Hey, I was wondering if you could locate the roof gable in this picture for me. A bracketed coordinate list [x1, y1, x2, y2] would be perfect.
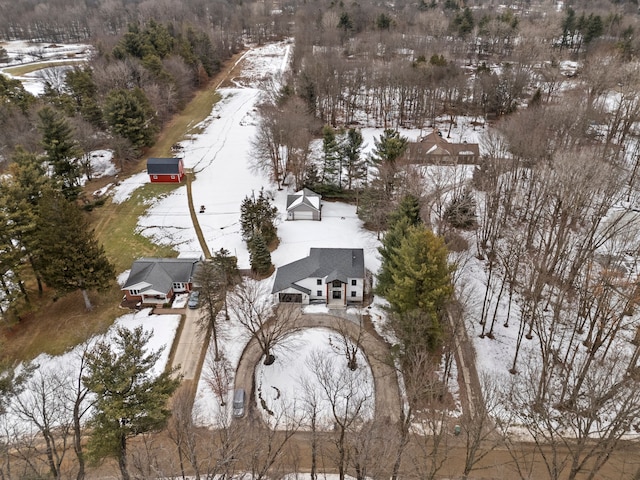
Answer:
[411, 131, 480, 162]
[286, 188, 321, 212]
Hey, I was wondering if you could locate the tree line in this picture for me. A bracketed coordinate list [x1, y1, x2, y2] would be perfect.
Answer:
[1, 19, 241, 167]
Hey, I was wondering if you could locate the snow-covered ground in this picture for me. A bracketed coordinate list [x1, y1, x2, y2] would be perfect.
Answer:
[0, 40, 91, 95]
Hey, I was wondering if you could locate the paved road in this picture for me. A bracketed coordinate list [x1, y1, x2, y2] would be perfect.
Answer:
[171, 306, 206, 381]
[235, 310, 402, 423]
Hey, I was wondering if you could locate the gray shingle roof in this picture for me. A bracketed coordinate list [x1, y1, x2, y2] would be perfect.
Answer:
[271, 248, 364, 294]
[147, 158, 182, 174]
[122, 258, 200, 294]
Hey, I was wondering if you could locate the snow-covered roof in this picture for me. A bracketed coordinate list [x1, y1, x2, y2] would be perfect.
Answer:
[286, 188, 321, 212]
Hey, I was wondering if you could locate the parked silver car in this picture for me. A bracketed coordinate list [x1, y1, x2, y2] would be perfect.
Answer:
[187, 291, 200, 309]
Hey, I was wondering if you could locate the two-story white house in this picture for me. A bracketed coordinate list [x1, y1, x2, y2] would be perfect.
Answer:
[271, 248, 365, 306]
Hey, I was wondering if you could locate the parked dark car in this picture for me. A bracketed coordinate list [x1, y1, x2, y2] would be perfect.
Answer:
[187, 291, 200, 309]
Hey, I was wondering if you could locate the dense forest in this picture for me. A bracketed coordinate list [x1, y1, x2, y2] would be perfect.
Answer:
[2, 0, 640, 478]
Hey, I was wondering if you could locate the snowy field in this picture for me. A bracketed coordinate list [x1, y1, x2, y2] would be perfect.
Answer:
[0, 40, 91, 95]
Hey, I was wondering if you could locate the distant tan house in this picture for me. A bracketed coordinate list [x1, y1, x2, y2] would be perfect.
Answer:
[407, 130, 480, 164]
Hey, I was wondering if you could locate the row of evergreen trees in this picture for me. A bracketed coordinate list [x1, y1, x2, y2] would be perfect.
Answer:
[0, 147, 115, 315]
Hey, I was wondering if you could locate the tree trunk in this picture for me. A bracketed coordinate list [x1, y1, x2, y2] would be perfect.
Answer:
[212, 324, 220, 362]
[81, 289, 93, 311]
[73, 400, 85, 480]
[118, 433, 130, 480]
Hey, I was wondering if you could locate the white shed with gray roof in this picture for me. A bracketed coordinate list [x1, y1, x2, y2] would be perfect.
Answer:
[271, 248, 364, 305]
[286, 188, 321, 221]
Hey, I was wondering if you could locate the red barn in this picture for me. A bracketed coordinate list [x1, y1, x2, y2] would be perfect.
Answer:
[147, 157, 184, 183]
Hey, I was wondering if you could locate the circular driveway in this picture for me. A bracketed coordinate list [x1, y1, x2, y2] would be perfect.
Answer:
[234, 311, 401, 423]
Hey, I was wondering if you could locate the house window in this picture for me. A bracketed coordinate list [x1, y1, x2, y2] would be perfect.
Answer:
[332, 291, 342, 299]
[171, 175, 175, 180]
[173, 282, 185, 290]
[316, 290, 322, 296]
[129, 289, 140, 296]
[351, 279, 357, 286]
[316, 279, 322, 285]
[351, 291, 357, 297]
[332, 280, 342, 288]
[152, 175, 158, 179]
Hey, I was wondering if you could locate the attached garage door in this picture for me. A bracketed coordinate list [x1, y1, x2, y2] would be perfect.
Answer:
[293, 210, 314, 220]
[279, 293, 302, 303]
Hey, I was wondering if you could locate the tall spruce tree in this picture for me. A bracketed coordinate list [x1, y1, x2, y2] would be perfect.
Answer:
[249, 233, 273, 276]
[34, 189, 115, 310]
[38, 106, 82, 200]
[377, 195, 422, 296]
[321, 124, 341, 186]
[370, 129, 408, 196]
[0, 147, 51, 295]
[341, 128, 366, 190]
[385, 224, 453, 316]
[83, 325, 180, 480]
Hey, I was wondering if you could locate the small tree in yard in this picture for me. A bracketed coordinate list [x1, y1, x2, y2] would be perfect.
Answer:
[194, 259, 226, 361]
[240, 188, 278, 246]
[229, 281, 301, 365]
[83, 326, 180, 480]
[444, 188, 477, 230]
[249, 234, 273, 276]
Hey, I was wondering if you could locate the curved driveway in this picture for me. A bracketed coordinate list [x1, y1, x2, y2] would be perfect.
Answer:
[235, 311, 401, 423]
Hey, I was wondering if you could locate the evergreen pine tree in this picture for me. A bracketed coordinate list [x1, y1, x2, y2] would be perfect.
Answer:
[83, 325, 180, 480]
[249, 234, 273, 276]
[370, 129, 408, 196]
[385, 224, 454, 316]
[65, 67, 103, 126]
[240, 189, 278, 245]
[0, 147, 51, 295]
[104, 88, 156, 151]
[341, 128, 366, 190]
[370, 129, 408, 166]
[377, 195, 422, 296]
[321, 124, 341, 186]
[38, 106, 82, 200]
[34, 189, 115, 310]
